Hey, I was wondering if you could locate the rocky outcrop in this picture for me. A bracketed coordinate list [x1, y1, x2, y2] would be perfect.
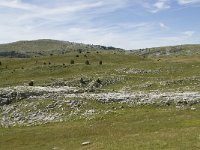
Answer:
[1, 85, 200, 127]
[0, 86, 79, 106]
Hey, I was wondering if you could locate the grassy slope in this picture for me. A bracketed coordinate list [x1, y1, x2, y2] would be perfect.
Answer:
[1, 52, 200, 91]
[1, 105, 200, 150]
[1, 45, 200, 149]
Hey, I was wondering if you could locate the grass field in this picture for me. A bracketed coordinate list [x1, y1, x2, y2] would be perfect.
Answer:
[1, 51, 200, 91]
[1, 105, 200, 150]
[1, 48, 200, 149]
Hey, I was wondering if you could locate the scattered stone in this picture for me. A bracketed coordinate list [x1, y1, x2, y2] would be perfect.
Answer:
[1, 84, 200, 127]
[81, 141, 91, 146]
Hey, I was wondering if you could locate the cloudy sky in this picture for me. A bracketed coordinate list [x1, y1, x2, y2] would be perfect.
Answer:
[0, 0, 199, 49]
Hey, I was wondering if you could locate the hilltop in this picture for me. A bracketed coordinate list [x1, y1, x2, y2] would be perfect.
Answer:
[0, 39, 124, 57]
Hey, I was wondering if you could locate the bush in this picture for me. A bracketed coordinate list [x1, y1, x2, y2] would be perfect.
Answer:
[70, 60, 75, 64]
[29, 81, 34, 86]
[99, 60, 102, 65]
[80, 78, 85, 84]
[0, 61, 1, 66]
[85, 60, 90, 65]
[96, 78, 101, 84]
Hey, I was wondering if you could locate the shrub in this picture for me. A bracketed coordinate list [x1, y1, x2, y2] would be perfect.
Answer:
[85, 60, 90, 65]
[76, 55, 79, 57]
[29, 81, 34, 86]
[96, 78, 101, 84]
[70, 60, 75, 64]
[0, 61, 1, 66]
[80, 78, 85, 84]
[99, 60, 102, 65]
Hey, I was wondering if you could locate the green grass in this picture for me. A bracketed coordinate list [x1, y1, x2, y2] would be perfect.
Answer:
[1, 50, 200, 149]
[1, 105, 200, 150]
[1, 52, 200, 92]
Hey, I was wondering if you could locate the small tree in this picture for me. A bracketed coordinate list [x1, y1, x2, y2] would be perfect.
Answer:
[80, 78, 85, 84]
[85, 60, 90, 65]
[29, 80, 34, 86]
[99, 60, 102, 65]
[96, 78, 101, 84]
[70, 60, 75, 64]
[0, 61, 1, 66]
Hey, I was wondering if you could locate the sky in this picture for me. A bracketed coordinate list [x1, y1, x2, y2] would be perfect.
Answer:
[0, 0, 200, 49]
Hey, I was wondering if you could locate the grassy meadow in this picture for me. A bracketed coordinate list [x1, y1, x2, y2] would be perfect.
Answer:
[0, 51, 200, 91]
[1, 105, 200, 150]
[1, 48, 200, 149]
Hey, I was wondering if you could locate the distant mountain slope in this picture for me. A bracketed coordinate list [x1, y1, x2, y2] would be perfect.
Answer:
[0, 39, 124, 57]
[130, 44, 200, 56]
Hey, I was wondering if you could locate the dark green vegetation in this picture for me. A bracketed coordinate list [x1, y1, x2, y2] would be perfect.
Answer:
[1, 40, 200, 149]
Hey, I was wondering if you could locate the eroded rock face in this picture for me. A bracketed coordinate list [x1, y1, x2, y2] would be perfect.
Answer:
[1, 86, 200, 107]
[0, 86, 79, 106]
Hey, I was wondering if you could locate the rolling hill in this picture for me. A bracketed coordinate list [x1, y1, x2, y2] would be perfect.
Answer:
[130, 44, 200, 57]
[0, 39, 124, 57]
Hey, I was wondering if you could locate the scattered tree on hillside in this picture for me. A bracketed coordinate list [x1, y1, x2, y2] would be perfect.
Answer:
[85, 60, 90, 65]
[70, 60, 75, 64]
[29, 80, 34, 86]
[99, 60, 102, 65]
[80, 78, 85, 84]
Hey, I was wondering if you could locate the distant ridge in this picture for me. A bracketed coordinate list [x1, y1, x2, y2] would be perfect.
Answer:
[0, 39, 124, 57]
[130, 44, 200, 56]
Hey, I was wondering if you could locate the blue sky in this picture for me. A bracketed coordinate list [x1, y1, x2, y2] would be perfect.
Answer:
[0, 0, 200, 49]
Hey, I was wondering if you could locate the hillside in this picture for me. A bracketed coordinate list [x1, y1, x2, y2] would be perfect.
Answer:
[1, 41, 200, 149]
[130, 44, 200, 57]
[0, 39, 124, 57]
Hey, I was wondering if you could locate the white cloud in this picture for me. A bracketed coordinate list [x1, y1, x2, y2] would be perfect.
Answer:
[0, 0, 199, 49]
[0, 0, 37, 10]
[151, 0, 171, 13]
[159, 22, 169, 29]
[139, 0, 171, 13]
[182, 31, 195, 37]
[177, 0, 200, 4]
